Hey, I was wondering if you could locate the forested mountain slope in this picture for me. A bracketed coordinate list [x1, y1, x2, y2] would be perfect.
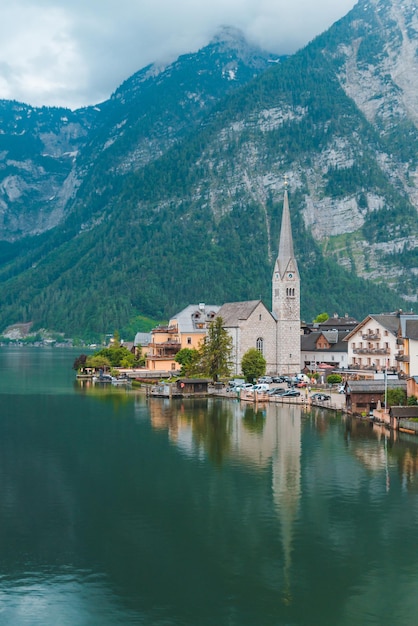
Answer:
[0, 0, 416, 340]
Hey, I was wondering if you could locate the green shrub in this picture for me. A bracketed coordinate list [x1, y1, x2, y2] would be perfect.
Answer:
[327, 374, 342, 384]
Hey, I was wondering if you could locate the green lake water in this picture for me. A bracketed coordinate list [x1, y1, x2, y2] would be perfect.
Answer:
[0, 347, 418, 625]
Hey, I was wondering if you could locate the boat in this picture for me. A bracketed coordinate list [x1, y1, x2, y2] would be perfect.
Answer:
[111, 376, 132, 386]
[92, 374, 113, 384]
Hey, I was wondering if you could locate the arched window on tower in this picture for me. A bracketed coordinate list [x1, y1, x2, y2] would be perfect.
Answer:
[256, 337, 264, 355]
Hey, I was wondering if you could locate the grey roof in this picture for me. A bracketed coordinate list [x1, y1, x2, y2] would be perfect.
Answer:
[301, 330, 349, 352]
[323, 330, 338, 344]
[171, 304, 221, 333]
[404, 319, 418, 341]
[389, 406, 418, 419]
[370, 314, 400, 335]
[345, 313, 400, 341]
[134, 332, 151, 346]
[217, 300, 271, 327]
[317, 316, 358, 330]
[399, 314, 418, 336]
[347, 380, 406, 393]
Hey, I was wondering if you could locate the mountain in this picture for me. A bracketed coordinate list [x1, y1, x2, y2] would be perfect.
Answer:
[0, 1, 417, 340]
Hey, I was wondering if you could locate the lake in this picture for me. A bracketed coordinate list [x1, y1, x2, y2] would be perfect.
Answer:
[0, 347, 418, 625]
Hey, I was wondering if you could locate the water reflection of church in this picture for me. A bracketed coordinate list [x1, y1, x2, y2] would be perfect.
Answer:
[146, 396, 302, 601]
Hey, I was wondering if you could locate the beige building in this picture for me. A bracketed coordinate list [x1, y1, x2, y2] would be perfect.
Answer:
[146, 303, 220, 372]
[397, 317, 418, 377]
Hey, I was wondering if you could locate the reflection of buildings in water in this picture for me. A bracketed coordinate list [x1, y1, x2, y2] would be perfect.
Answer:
[145, 397, 216, 458]
[230, 402, 301, 604]
[400, 448, 418, 490]
[146, 397, 302, 600]
[271, 403, 301, 605]
[345, 419, 397, 488]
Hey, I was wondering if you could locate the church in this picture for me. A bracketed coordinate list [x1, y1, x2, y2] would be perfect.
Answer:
[143, 187, 301, 377]
[217, 187, 301, 376]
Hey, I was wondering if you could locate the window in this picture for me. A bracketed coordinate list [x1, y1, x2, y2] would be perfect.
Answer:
[256, 337, 264, 354]
[171, 363, 176, 370]
[259, 314, 262, 321]
[187, 337, 192, 345]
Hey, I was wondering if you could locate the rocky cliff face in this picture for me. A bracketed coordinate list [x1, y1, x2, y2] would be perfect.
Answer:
[0, 3, 416, 336]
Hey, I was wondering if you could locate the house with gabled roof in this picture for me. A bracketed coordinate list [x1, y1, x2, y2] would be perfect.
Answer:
[344, 312, 418, 375]
[301, 329, 348, 371]
[344, 313, 402, 372]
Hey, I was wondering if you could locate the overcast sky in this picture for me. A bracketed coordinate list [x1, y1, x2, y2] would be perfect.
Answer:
[0, 0, 357, 111]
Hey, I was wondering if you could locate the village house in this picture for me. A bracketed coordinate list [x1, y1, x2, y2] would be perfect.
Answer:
[301, 328, 349, 371]
[345, 313, 402, 373]
[145, 304, 220, 373]
[345, 379, 407, 415]
[397, 317, 418, 378]
[344, 311, 418, 376]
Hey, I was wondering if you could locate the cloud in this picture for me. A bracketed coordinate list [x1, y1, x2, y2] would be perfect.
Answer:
[0, 0, 356, 110]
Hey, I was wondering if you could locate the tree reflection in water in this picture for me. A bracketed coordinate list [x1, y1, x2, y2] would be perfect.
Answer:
[185, 400, 234, 465]
[242, 404, 266, 434]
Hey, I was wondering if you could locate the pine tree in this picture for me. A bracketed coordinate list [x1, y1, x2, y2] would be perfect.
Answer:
[199, 317, 233, 382]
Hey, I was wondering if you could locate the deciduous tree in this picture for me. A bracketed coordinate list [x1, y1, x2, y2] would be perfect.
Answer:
[241, 348, 266, 383]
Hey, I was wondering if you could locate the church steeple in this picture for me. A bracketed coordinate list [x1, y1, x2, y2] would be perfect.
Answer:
[276, 188, 299, 280]
[272, 184, 301, 375]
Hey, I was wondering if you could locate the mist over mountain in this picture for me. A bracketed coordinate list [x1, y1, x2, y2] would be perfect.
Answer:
[0, 1, 417, 340]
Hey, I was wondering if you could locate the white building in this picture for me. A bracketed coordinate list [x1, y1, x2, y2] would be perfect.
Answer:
[344, 312, 418, 374]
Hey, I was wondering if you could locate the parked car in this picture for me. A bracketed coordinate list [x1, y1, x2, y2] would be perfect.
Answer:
[258, 376, 273, 384]
[296, 381, 307, 388]
[311, 393, 331, 401]
[281, 389, 301, 397]
[272, 376, 285, 383]
[268, 387, 288, 396]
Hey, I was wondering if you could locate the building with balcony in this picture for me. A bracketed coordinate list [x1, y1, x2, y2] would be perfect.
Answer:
[146, 303, 220, 372]
[345, 312, 418, 374]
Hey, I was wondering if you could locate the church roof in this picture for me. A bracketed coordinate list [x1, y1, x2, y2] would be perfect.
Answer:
[217, 300, 270, 327]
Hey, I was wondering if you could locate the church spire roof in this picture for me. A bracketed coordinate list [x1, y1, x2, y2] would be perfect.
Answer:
[277, 188, 298, 277]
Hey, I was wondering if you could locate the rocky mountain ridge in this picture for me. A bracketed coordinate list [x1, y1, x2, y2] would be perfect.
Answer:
[0, 0, 416, 338]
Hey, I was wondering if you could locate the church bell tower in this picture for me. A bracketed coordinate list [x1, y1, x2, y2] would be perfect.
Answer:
[272, 184, 301, 375]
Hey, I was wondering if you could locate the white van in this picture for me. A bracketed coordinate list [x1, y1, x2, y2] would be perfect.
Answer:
[252, 383, 270, 393]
